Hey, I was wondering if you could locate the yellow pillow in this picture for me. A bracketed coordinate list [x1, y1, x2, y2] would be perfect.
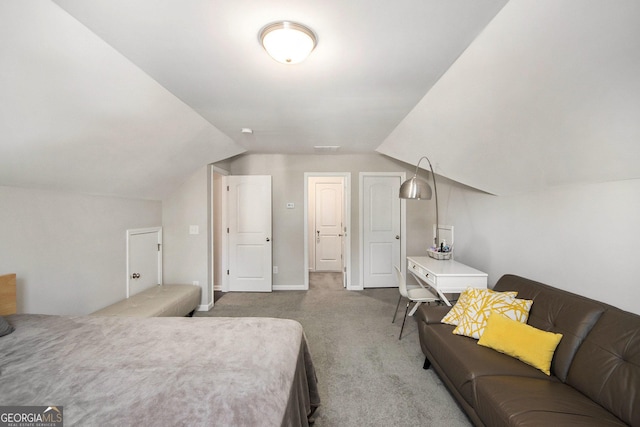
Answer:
[441, 287, 475, 326]
[453, 292, 532, 339]
[441, 288, 517, 326]
[478, 311, 563, 375]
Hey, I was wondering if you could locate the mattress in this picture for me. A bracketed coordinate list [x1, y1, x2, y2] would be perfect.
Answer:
[0, 314, 320, 426]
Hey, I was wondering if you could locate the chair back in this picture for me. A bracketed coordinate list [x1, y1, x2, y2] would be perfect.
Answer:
[394, 266, 408, 298]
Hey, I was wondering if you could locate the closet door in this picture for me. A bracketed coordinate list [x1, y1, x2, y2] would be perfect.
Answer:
[227, 175, 272, 292]
[127, 227, 162, 297]
[362, 175, 401, 288]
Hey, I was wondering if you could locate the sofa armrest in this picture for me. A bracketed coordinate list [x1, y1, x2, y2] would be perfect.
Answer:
[415, 304, 451, 324]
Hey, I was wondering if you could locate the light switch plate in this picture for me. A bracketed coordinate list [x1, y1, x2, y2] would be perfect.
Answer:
[286, 203, 294, 209]
[189, 225, 199, 235]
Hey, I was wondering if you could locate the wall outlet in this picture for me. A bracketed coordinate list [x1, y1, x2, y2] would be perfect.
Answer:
[273, 266, 278, 274]
[192, 281, 199, 286]
[189, 225, 199, 235]
[286, 203, 294, 209]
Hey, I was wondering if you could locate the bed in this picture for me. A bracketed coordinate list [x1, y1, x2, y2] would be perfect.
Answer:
[0, 274, 320, 426]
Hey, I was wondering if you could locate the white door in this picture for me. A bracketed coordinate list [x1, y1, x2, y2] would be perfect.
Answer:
[127, 227, 162, 297]
[314, 181, 344, 272]
[362, 175, 401, 288]
[227, 175, 272, 292]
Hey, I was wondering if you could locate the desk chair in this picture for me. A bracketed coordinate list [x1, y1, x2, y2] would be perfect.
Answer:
[392, 266, 438, 340]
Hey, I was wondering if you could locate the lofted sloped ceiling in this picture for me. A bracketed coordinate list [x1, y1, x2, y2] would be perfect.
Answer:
[1, 0, 508, 200]
[3, 1, 636, 199]
[378, 0, 640, 195]
[0, 0, 245, 200]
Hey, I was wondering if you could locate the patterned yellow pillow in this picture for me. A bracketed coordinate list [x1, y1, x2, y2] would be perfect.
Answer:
[441, 287, 476, 326]
[453, 292, 533, 339]
[442, 288, 517, 326]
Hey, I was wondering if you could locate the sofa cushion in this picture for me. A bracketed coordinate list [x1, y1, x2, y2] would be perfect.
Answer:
[475, 375, 627, 426]
[419, 321, 554, 407]
[566, 308, 640, 427]
[494, 274, 605, 381]
[415, 304, 450, 325]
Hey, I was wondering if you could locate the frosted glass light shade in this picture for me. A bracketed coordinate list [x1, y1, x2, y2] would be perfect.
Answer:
[260, 21, 317, 64]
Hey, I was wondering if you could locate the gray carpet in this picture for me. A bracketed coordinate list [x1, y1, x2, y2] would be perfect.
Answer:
[197, 273, 471, 427]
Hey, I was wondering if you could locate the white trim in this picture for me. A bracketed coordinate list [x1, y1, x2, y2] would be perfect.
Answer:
[358, 172, 406, 289]
[221, 175, 229, 292]
[215, 171, 231, 292]
[208, 166, 213, 309]
[304, 172, 352, 290]
[211, 165, 229, 176]
[126, 227, 162, 298]
[273, 285, 306, 291]
[208, 165, 230, 308]
[197, 301, 214, 312]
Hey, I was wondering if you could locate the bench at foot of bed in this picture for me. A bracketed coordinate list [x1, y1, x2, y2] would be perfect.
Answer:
[91, 284, 201, 317]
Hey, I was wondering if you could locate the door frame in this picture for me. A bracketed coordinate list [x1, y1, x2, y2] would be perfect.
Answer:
[209, 164, 229, 304]
[304, 172, 352, 290]
[358, 172, 406, 289]
[126, 227, 162, 298]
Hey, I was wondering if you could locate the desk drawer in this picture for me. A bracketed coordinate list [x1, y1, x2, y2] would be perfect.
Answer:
[408, 262, 436, 287]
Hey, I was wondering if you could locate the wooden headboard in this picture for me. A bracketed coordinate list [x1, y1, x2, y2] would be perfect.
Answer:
[0, 274, 17, 315]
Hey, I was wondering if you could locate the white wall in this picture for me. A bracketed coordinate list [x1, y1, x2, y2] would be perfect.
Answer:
[222, 153, 426, 288]
[0, 185, 161, 315]
[423, 177, 640, 315]
[162, 165, 211, 308]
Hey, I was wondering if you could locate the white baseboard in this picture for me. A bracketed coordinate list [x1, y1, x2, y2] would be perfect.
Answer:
[272, 284, 307, 291]
[197, 301, 213, 312]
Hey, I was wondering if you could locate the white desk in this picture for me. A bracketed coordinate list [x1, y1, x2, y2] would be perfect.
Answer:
[407, 256, 488, 308]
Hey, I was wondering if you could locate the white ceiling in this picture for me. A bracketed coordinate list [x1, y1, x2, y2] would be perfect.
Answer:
[1, 0, 638, 199]
[51, 0, 507, 154]
[0, 0, 507, 199]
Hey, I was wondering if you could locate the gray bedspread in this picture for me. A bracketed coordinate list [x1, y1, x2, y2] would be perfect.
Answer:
[0, 315, 320, 426]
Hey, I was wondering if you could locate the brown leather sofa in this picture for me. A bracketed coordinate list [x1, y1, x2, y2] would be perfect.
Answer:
[416, 274, 640, 426]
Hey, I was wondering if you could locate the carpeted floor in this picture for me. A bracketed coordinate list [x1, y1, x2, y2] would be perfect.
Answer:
[197, 273, 470, 427]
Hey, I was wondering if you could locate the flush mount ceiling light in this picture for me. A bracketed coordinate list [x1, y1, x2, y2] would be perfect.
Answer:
[259, 21, 317, 64]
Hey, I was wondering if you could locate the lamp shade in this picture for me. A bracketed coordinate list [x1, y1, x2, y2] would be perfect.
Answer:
[260, 21, 317, 64]
[399, 176, 432, 200]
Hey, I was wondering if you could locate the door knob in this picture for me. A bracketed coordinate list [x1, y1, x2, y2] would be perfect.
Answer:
[131, 273, 140, 279]
[266, 237, 270, 242]
[395, 235, 400, 239]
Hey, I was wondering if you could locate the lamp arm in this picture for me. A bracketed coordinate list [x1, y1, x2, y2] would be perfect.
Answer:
[416, 156, 440, 247]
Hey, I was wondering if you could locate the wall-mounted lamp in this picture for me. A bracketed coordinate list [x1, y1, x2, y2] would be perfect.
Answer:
[399, 156, 441, 249]
[259, 21, 317, 64]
